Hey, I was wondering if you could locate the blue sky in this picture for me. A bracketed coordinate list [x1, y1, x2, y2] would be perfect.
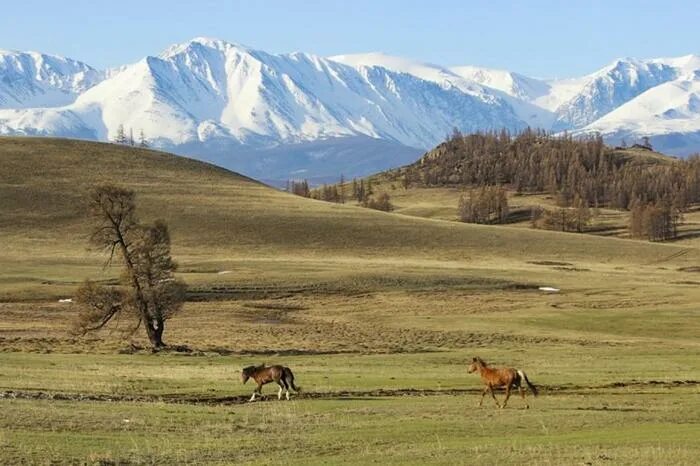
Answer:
[1, 0, 698, 78]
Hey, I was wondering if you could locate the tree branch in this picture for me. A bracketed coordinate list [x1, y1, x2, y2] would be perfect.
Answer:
[79, 303, 121, 334]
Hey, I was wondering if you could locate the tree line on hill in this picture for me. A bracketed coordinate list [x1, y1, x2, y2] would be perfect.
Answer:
[398, 128, 699, 209]
[287, 129, 700, 240]
[287, 177, 393, 212]
[385, 129, 699, 240]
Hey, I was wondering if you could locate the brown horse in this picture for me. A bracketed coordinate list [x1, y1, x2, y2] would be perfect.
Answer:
[467, 357, 538, 408]
[241, 364, 300, 401]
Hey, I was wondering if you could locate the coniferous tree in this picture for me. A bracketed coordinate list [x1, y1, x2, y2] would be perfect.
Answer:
[138, 129, 149, 148]
[290, 180, 310, 198]
[114, 124, 127, 144]
[628, 199, 645, 238]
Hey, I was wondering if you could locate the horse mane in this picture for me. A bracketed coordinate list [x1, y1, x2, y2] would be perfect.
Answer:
[474, 357, 487, 366]
[242, 363, 267, 374]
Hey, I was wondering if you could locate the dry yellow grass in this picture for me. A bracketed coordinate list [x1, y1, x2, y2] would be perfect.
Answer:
[2, 137, 700, 464]
[3, 137, 699, 299]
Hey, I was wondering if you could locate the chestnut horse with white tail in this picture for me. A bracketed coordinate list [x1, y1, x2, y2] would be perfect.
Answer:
[241, 364, 300, 401]
[467, 357, 538, 408]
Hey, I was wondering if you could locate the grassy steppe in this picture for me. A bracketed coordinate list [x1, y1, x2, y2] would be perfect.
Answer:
[1, 137, 699, 465]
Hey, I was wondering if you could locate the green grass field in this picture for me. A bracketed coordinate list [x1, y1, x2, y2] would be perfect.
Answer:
[1, 138, 699, 464]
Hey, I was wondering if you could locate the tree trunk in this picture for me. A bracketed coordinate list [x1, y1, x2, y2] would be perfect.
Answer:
[145, 318, 165, 350]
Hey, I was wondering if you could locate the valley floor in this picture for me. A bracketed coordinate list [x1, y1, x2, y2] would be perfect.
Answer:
[1, 256, 699, 465]
[367, 181, 700, 244]
[2, 139, 699, 464]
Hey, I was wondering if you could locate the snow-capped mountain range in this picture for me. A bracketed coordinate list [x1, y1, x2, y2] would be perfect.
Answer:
[1, 37, 699, 182]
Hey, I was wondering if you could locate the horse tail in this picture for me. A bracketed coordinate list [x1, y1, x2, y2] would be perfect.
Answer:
[284, 367, 301, 392]
[518, 370, 538, 397]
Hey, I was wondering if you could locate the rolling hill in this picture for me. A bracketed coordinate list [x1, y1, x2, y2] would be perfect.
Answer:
[322, 132, 693, 241]
[2, 137, 698, 300]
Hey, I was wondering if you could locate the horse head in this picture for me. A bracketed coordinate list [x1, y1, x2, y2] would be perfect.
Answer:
[468, 357, 486, 373]
[241, 365, 255, 384]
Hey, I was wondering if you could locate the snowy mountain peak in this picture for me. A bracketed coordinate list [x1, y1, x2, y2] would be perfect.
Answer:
[654, 54, 700, 76]
[1, 39, 700, 180]
[450, 65, 551, 102]
[328, 52, 500, 104]
[0, 50, 102, 108]
[160, 37, 254, 59]
[550, 57, 682, 131]
[330, 52, 446, 74]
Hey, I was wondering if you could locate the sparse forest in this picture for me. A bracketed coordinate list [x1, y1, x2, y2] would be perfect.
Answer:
[288, 129, 700, 239]
[372, 129, 700, 239]
[458, 186, 509, 224]
[289, 175, 395, 212]
[395, 129, 698, 209]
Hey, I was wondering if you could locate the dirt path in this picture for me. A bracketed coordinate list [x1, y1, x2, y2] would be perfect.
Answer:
[0, 380, 697, 406]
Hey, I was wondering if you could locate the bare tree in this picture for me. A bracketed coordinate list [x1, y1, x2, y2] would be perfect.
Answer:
[363, 192, 394, 212]
[339, 174, 346, 203]
[458, 186, 509, 224]
[628, 200, 681, 241]
[75, 185, 186, 349]
[572, 195, 592, 232]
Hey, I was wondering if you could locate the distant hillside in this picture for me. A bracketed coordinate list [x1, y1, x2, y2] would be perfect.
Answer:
[306, 131, 700, 242]
[2, 137, 695, 299]
[372, 130, 693, 211]
[1, 136, 661, 256]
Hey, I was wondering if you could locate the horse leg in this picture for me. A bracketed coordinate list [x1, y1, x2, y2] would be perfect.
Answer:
[251, 383, 263, 402]
[519, 386, 529, 409]
[277, 382, 283, 400]
[281, 375, 291, 400]
[489, 386, 501, 408]
[502, 385, 512, 408]
[479, 387, 488, 407]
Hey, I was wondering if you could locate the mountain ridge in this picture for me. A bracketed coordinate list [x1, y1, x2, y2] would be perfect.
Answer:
[1, 38, 699, 180]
